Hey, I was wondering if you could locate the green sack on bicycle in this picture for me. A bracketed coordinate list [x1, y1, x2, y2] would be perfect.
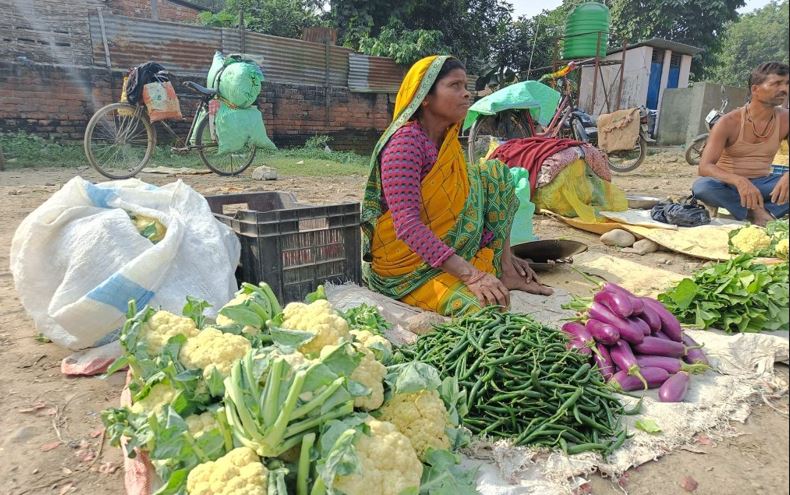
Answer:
[214, 103, 276, 155]
[207, 51, 263, 109]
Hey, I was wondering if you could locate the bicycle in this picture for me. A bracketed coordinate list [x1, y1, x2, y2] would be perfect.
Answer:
[83, 71, 257, 180]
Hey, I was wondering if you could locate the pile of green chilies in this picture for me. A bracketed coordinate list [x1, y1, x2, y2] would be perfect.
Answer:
[396, 307, 631, 455]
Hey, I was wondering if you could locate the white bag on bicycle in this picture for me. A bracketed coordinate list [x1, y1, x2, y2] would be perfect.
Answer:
[10, 177, 240, 350]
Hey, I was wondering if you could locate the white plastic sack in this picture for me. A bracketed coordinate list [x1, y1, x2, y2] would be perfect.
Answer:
[10, 177, 240, 350]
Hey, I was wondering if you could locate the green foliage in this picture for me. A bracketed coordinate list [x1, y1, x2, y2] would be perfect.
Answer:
[708, 0, 789, 86]
[198, 0, 327, 38]
[0, 131, 368, 176]
[304, 134, 332, 149]
[357, 21, 449, 66]
[610, 0, 745, 79]
[658, 254, 790, 333]
[329, 0, 513, 72]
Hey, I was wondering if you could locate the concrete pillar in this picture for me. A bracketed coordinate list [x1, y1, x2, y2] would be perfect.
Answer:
[678, 55, 692, 88]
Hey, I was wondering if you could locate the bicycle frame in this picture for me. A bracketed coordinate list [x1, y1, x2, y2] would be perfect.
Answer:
[153, 97, 210, 152]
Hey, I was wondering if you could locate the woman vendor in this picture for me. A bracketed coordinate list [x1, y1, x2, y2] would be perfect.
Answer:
[362, 55, 553, 316]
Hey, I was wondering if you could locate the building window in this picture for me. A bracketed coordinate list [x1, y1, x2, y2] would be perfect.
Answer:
[651, 49, 665, 64]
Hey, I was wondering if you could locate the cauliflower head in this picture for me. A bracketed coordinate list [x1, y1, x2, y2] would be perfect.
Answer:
[376, 389, 450, 460]
[186, 410, 220, 438]
[186, 447, 268, 495]
[321, 344, 386, 411]
[350, 329, 393, 355]
[180, 327, 251, 378]
[281, 300, 350, 355]
[216, 293, 260, 335]
[142, 310, 199, 355]
[130, 382, 176, 415]
[730, 225, 772, 254]
[775, 238, 789, 260]
[333, 418, 422, 495]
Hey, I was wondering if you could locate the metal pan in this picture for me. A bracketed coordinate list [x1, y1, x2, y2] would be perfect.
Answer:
[511, 239, 589, 272]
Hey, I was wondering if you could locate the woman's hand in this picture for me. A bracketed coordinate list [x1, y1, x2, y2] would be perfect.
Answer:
[463, 270, 510, 308]
[511, 256, 537, 283]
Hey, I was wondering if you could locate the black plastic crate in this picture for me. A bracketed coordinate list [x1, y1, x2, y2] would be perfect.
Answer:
[206, 192, 362, 303]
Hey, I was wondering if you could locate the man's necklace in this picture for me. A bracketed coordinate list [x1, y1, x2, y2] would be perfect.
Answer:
[746, 104, 776, 139]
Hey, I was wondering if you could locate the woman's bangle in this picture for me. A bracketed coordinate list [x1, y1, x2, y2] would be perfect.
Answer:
[464, 270, 486, 286]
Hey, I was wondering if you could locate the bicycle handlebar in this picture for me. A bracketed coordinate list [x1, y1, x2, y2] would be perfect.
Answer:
[538, 57, 597, 83]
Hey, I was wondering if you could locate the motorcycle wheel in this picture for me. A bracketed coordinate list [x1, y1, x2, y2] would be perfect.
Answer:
[606, 134, 647, 173]
[684, 134, 709, 166]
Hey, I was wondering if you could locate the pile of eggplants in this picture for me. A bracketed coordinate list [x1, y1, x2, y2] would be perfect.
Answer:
[563, 283, 710, 403]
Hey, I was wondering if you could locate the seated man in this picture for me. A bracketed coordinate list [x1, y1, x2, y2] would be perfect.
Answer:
[692, 62, 789, 225]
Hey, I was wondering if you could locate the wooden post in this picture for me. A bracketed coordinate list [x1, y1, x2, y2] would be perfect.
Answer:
[0, 147, 5, 171]
[616, 38, 627, 111]
[97, 7, 112, 69]
[324, 36, 331, 124]
[239, 8, 246, 53]
[590, 31, 602, 114]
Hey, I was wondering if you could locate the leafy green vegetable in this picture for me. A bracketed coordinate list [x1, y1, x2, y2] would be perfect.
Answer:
[635, 419, 662, 434]
[341, 304, 392, 335]
[305, 285, 327, 303]
[223, 346, 361, 458]
[659, 255, 789, 333]
[419, 449, 479, 495]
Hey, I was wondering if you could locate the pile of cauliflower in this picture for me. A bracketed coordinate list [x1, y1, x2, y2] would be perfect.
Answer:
[729, 219, 789, 260]
[109, 290, 469, 495]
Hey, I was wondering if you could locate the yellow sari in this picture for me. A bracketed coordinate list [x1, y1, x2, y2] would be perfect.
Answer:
[361, 56, 516, 315]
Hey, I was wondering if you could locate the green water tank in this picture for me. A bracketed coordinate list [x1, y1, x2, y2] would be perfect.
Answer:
[561, 2, 610, 60]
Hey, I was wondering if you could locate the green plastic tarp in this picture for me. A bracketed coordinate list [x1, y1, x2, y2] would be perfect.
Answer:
[462, 80, 561, 131]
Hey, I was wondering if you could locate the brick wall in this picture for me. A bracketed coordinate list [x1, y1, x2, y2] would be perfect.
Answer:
[0, 61, 393, 152]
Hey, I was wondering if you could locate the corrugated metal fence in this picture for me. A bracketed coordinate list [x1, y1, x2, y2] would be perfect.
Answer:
[88, 14, 407, 92]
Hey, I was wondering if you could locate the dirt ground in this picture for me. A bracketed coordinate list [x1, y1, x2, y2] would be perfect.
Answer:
[1, 149, 788, 495]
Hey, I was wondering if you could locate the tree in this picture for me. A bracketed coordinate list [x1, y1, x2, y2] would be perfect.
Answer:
[328, 0, 514, 71]
[610, 0, 745, 79]
[198, 0, 326, 39]
[708, 0, 789, 86]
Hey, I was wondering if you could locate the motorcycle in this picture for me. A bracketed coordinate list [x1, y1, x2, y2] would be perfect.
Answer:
[564, 104, 651, 173]
[685, 87, 728, 166]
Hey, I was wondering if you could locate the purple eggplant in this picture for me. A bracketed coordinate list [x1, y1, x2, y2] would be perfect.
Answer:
[609, 366, 670, 391]
[588, 302, 645, 345]
[658, 371, 690, 402]
[636, 355, 710, 375]
[682, 334, 710, 366]
[603, 283, 644, 315]
[654, 330, 671, 340]
[593, 343, 615, 380]
[594, 288, 634, 319]
[609, 340, 648, 389]
[628, 316, 652, 337]
[642, 298, 683, 342]
[633, 336, 686, 358]
[639, 303, 662, 333]
[585, 319, 620, 345]
[562, 322, 597, 356]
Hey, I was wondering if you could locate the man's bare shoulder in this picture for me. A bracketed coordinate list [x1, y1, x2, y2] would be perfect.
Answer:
[712, 107, 742, 139]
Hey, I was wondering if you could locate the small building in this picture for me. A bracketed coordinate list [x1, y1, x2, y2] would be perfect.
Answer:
[578, 38, 703, 117]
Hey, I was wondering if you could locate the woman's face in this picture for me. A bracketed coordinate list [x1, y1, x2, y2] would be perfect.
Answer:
[423, 68, 471, 124]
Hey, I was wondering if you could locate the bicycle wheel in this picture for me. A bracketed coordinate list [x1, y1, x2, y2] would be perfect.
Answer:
[467, 110, 532, 164]
[685, 134, 708, 166]
[195, 117, 256, 176]
[84, 103, 155, 179]
[606, 135, 647, 173]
